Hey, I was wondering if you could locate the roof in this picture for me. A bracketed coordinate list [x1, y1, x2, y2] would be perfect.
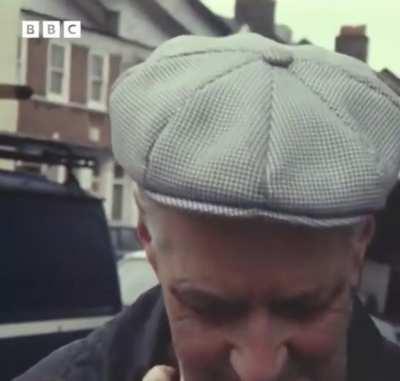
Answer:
[135, 0, 235, 38]
[70, 0, 119, 35]
[297, 38, 313, 45]
[221, 16, 242, 33]
[378, 69, 400, 97]
[134, 0, 191, 37]
[21, 6, 154, 50]
[185, 0, 236, 35]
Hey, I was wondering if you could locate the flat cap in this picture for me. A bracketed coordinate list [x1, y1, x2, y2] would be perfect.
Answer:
[110, 33, 400, 227]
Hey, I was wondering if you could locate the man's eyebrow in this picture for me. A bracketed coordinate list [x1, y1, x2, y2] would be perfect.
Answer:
[170, 283, 246, 308]
[170, 280, 346, 310]
[277, 281, 346, 305]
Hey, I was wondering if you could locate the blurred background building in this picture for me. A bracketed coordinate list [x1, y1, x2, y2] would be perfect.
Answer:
[0, 0, 236, 227]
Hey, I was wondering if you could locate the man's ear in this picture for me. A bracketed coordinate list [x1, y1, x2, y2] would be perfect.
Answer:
[137, 217, 152, 248]
[349, 216, 376, 288]
[134, 191, 159, 274]
[134, 189, 151, 249]
[137, 219, 159, 274]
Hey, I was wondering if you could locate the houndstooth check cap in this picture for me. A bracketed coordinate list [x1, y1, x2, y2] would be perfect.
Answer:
[110, 33, 400, 228]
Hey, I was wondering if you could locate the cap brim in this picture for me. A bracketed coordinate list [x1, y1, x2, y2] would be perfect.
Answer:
[144, 190, 369, 228]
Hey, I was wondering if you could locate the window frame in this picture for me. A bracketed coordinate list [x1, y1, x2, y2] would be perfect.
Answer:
[112, 183, 124, 222]
[111, 163, 125, 222]
[46, 40, 71, 103]
[16, 36, 28, 85]
[87, 50, 109, 110]
[88, 125, 101, 143]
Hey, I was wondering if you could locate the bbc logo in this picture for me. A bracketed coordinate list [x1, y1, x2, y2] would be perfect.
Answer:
[22, 21, 81, 39]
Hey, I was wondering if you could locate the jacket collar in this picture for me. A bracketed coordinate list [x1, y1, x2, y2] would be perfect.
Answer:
[347, 297, 385, 381]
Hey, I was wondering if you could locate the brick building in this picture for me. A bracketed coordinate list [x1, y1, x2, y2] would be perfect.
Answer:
[5, 0, 235, 226]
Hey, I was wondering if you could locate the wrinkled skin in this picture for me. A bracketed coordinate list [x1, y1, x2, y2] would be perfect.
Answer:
[137, 195, 374, 381]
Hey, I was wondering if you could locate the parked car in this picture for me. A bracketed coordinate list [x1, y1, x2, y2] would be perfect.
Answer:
[109, 225, 142, 261]
[108, 226, 157, 305]
[117, 250, 158, 306]
[0, 134, 122, 380]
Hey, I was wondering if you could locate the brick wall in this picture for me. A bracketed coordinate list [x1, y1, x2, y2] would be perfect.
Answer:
[18, 38, 122, 148]
[18, 100, 109, 146]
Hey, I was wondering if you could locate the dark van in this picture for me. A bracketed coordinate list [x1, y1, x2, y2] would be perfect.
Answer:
[0, 134, 121, 380]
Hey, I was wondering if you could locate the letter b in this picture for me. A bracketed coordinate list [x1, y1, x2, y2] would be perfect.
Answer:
[22, 21, 40, 38]
[43, 21, 61, 38]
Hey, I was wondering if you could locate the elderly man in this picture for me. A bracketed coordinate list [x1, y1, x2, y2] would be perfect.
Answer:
[16, 33, 400, 381]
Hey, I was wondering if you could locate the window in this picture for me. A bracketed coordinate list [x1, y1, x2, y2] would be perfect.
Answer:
[111, 163, 124, 221]
[109, 227, 141, 252]
[114, 163, 124, 179]
[112, 184, 124, 221]
[88, 52, 109, 109]
[89, 126, 101, 143]
[15, 162, 42, 176]
[0, 192, 121, 323]
[91, 163, 101, 195]
[47, 42, 70, 102]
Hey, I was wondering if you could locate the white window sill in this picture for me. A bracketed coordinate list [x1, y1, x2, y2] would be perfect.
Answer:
[88, 101, 108, 113]
[46, 93, 68, 104]
[31, 95, 109, 114]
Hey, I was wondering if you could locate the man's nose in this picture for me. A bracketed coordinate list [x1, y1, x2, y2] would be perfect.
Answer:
[229, 311, 288, 381]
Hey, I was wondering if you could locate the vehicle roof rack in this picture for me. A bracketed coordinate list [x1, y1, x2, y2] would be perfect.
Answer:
[0, 133, 98, 170]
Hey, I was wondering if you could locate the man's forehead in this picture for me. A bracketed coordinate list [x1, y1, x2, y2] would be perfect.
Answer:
[152, 206, 346, 248]
[153, 216, 352, 311]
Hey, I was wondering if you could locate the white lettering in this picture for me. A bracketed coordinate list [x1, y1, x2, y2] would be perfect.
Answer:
[22, 20, 81, 39]
[22, 21, 40, 38]
[43, 21, 61, 38]
[63, 21, 81, 39]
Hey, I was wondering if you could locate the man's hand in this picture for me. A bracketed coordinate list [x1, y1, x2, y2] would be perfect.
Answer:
[143, 365, 179, 381]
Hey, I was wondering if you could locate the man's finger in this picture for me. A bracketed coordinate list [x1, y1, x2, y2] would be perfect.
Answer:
[142, 365, 177, 381]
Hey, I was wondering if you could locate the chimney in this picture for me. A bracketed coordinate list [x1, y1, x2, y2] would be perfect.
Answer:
[235, 0, 276, 38]
[335, 25, 369, 62]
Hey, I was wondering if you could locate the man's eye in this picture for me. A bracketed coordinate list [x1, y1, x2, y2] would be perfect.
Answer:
[273, 302, 325, 321]
[190, 303, 236, 323]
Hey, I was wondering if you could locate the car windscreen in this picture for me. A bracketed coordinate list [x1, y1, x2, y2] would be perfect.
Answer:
[0, 189, 121, 323]
[119, 228, 141, 252]
[109, 227, 142, 252]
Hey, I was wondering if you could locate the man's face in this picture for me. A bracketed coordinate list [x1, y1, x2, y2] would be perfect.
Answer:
[141, 206, 370, 381]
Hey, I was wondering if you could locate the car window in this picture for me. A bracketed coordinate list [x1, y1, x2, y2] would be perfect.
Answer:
[119, 228, 141, 252]
[109, 228, 120, 250]
[0, 190, 121, 323]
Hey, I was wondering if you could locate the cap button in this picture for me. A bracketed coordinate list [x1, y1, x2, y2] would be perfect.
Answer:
[262, 47, 294, 68]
